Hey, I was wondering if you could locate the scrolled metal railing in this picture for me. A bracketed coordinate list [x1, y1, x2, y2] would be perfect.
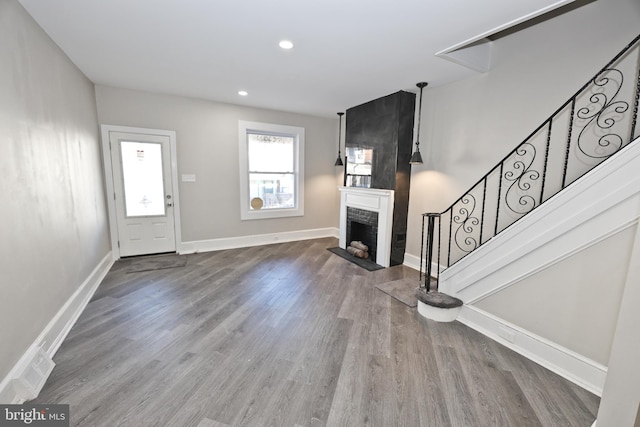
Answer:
[419, 33, 640, 292]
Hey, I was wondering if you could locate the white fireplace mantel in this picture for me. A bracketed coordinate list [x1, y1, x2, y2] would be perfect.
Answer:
[338, 187, 395, 267]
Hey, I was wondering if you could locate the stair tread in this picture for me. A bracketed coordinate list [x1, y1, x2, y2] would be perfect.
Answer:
[415, 289, 463, 308]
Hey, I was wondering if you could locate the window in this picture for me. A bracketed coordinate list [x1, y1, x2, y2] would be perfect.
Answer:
[239, 121, 304, 220]
[120, 141, 166, 217]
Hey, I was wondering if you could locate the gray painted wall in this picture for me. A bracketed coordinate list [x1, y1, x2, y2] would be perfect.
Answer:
[95, 85, 341, 244]
[476, 226, 635, 365]
[597, 222, 640, 426]
[0, 1, 110, 382]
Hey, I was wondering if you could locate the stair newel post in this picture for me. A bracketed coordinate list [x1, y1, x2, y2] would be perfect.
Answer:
[436, 213, 441, 290]
[419, 213, 425, 287]
[416, 211, 462, 322]
[425, 213, 438, 292]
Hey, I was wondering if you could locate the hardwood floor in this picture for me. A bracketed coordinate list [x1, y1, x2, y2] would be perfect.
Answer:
[35, 237, 599, 426]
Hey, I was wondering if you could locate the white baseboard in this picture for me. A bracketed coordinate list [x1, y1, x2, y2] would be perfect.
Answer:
[457, 305, 607, 396]
[405, 254, 607, 395]
[0, 252, 114, 404]
[403, 252, 421, 271]
[180, 227, 339, 254]
[403, 253, 444, 279]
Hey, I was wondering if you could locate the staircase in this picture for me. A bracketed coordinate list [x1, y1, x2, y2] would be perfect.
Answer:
[418, 33, 640, 292]
[416, 34, 640, 394]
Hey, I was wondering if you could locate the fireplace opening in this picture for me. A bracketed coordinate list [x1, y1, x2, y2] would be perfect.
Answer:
[348, 221, 377, 261]
[345, 206, 378, 263]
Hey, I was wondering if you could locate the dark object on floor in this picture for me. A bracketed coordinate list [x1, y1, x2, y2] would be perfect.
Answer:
[375, 278, 418, 307]
[124, 253, 187, 273]
[327, 247, 384, 271]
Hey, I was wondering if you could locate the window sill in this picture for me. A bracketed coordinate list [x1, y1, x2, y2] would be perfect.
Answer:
[240, 207, 304, 221]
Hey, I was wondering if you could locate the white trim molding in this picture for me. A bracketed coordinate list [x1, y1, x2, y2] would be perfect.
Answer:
[338, 187, 394, 267]
[403, 252, 443, 279]
[402, 252, 422, 271]
[458, 305, 607, 395]
[181, 227, 339, 254]
[0, 253, 113, 404]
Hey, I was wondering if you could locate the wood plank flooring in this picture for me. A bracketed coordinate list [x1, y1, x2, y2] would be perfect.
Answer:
[35, 237, 599, 426]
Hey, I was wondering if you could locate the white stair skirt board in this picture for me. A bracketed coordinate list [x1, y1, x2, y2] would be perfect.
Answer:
[417, 300, 462, 322]
[181, 227, 339, 254]
[0, 253, 113, 404]
[457, 305, 607, 395]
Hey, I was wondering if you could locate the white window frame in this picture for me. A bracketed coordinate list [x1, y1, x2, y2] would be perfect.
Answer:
[238, 120, 305, 220]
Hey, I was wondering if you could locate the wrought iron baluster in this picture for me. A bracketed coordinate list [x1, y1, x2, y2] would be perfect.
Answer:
[504, 142, 539, 216]
[425, 214, 437, 292]
[540, 119, 553, 203]
[480, 176, 487, 245]
[562, 98, 577, 189]
[495, 162, 504, 236]
[631, 49, 640, 141]
[447, 208, 453, 267]
[576, 68, 628, 161]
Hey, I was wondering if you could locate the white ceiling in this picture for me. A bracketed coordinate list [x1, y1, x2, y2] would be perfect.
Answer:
[19, 0, 574, 117]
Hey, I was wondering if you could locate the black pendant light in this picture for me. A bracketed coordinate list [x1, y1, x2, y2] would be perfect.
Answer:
[410, 82, 428, 165]
[334, 112, 345, 166]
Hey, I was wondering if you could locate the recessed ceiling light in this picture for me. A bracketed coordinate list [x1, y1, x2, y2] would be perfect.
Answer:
[279, 40, 294, 50]
[238, 90, 248, 96]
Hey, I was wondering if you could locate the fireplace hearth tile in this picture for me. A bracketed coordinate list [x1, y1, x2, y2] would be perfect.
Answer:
[327, 247, 384, 271]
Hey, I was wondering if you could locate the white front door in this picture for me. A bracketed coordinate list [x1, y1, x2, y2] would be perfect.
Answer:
[108, 131, 176, 257]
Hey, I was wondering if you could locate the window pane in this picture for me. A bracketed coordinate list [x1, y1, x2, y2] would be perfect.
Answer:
[249, 173, 295, 209]
[120, 141, 166, 217]
[248, 134, 294, 172]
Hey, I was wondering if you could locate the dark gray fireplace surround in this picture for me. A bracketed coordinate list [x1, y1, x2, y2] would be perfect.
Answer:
[345, 90, 416, 266]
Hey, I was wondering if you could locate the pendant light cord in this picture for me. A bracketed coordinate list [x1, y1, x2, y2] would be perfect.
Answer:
[415, 82, 428, 147]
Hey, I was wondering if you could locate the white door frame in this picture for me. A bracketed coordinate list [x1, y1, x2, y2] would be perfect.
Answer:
[101, 124, 182, 260]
